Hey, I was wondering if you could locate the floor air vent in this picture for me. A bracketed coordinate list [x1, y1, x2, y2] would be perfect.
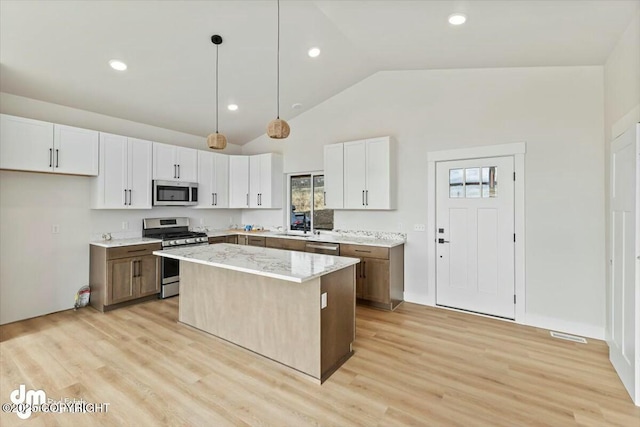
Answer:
[550, 331, 587, 344]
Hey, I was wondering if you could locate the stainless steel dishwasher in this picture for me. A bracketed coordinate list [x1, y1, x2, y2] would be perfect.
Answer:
[304, 241, 340, 255]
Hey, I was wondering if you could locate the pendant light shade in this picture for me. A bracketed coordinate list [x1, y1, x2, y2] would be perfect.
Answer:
[267, 0, 290, 139]
[207, 34, 227, 150]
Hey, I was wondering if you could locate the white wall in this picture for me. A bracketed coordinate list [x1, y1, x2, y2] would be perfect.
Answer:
[0, 94, 243, 324]
[604, 9, 640, 340]
[242, 66, 606, 338]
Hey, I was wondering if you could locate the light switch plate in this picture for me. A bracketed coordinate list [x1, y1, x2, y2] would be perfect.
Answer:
[321, 292, 327, 309]
[413, 224, 426, 232]
[52, 224, 60, 234]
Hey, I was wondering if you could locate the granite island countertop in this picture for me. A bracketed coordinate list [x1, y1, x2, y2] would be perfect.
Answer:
[153, 243, 360, 283]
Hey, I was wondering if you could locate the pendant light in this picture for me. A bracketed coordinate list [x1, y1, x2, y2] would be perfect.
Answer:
[266, 0, 290, 139]
[207, 34, 227, 150]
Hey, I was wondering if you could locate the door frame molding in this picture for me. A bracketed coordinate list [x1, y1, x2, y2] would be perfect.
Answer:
[426, 142, 526, 322]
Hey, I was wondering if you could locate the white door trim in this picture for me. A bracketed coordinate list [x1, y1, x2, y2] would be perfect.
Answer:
[427, 142, 526, 322]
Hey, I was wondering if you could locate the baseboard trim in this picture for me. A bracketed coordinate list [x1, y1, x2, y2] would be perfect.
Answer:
[403, 292, 430, 306]
[524, 313, 605, 340]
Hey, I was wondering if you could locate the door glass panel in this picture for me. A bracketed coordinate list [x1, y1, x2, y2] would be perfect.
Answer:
[482, 166, 498, 198]
[465, 168, 481, 198]
[449, 169, 464, 198]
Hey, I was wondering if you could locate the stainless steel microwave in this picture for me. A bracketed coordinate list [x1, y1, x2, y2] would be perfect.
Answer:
[152, 180, 198, 206]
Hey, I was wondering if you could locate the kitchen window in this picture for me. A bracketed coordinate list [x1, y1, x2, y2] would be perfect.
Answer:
[288, 173, 334, 232]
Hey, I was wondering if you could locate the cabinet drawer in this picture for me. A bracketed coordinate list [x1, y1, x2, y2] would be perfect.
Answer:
[265, 237, 306, 252]
[247, 236, 266, 247]
[208, 236, 226, 244]
[340, 244, 389, 260]
[107, 243, 162, 260]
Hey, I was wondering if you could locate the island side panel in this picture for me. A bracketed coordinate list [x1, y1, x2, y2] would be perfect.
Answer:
[320, 265, 356, 381]
[179, 261, 321, 379]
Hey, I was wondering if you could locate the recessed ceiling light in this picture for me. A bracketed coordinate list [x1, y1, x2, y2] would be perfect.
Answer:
[448, 13, 467, 25]
[227, 104, 238, 111]
[291, 103, 302, 110]
[308, 47, 321, 58]
[108, 59, 127, 71]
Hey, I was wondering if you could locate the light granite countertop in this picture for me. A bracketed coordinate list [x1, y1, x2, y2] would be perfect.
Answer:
[90, 237, 162, 248]
[206, 230, 406, 248]
[153, 243, 360, 283]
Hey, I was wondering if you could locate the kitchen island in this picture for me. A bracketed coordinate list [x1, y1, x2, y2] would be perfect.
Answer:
[153, 243, 359, 383]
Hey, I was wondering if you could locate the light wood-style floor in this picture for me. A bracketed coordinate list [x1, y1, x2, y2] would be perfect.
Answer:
[1, 299, 638, 426]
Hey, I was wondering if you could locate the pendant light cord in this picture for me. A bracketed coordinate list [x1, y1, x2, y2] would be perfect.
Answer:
[276, 0, 280, 119]
[216, 43, 219, 133]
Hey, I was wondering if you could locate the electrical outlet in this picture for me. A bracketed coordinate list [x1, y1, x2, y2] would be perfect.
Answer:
[321, 292, 327, 309]
[52, 224, 60, 234]
[413, 224, 426, 232]
[122, 221, 129, 230]
[398, 222, 403, 231]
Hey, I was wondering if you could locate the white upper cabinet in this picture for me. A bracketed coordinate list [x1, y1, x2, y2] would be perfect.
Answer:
[324, 143, 344, 209]
[152, 142, 198, 182]
[229, 153, 283, 209]
[197, 151, 229, 208]
[0, 114, 98, 176]
[229, 155, 250, 208]
[342, 136, 396, 210]
[93, 133, 152, 209]
[54, 125, 99, 175]
[249, 153, 283, 209]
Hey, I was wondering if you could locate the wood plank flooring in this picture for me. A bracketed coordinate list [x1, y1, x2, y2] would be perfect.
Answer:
[1, 299, 639, 426]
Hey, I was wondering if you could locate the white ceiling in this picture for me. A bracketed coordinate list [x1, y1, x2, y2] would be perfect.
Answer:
[1, 1, 637, 145]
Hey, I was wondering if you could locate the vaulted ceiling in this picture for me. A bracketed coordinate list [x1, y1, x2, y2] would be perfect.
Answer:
[1, 1, 637, 145]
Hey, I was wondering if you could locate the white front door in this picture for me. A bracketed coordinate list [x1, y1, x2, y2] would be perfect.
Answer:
[436, 156, 515, 319]
[609, 123, 638, 405]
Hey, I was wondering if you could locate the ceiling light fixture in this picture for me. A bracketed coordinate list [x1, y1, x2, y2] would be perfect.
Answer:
[266, 0, 290, 139]
[448, 13, 467, 25]
[207, 34, 227, 150]
[108, 60, 127, 71]
[308, 47, 321, 58]
[228, 104, 238, 111]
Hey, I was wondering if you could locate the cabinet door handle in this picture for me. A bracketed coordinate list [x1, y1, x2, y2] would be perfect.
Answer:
[177, 164, 180, 178]
[49, 148, 53, 167]
[362, 260, 366, 278]
[355, 249, 371, 253]
[173, 164, 177, 179]
[214, 192, 217, 206]
[124, 189, 127, 205]
[246, 193, 249, 207]
[128, 189, 132, 206]
[324, 191, 326, 206]
[362, 190, 365, 206]
[212, 193, 215, 206]
[55, 149, 59, 168]
[366, 190, 368, 206]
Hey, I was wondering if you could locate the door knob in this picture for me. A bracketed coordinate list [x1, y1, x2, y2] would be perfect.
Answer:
[438, 238, 450, 244]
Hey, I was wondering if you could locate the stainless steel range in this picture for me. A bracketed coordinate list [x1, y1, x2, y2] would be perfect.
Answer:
[143, 217, 208, 298]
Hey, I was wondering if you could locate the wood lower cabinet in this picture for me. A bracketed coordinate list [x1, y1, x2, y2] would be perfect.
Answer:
[247, 236, 266, 247]
[265, 237, 307, 251]
[90, 242, 161, 311]
[208, 236, 226, 244]
[341, 243, 404, 310]
[225, 235, 238, 244]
